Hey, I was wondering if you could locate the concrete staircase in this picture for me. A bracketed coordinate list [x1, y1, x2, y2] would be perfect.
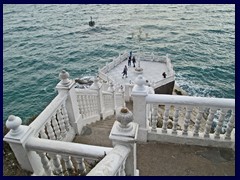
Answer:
[73, 101, 235, 176]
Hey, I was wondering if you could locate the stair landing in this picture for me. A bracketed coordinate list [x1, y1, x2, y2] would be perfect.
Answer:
[73, 102, 235, 176]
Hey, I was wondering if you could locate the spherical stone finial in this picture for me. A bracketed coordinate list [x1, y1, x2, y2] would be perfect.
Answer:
[135, 75, 146, 91]
[116, 108, 133, 131]
[135, 75, 145, 87]
[59, 70, 70, 85]
[6, 115, 23, 136]
[6, 115, 22, 130]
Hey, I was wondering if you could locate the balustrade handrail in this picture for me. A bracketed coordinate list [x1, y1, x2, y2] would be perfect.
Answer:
[87, 145, 130, 176]
[146, 94, 235, 109]
[75, 88, 98, 95]
[29, 92, 68, 136]
[153, 75, 175, 89]
[26, 137, 113, 160]
[102, 91, 113, 95]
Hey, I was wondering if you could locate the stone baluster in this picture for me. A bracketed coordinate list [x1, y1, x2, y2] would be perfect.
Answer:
[214, 109, 226, 139]
[51, 115, 62, 140]
[55, 70, 82, 135]
[46, 121, 56, 140]
[182, 106, 193, 136]
[83, 95, 88, 117]
[61, 103, 71, 131]
[151, 104, 158, 132]
[79, 95, 85, 118]
[4, 115, 44, 174]
[40, 127, 48, 139]
[120, 85, 125, 107]
[162, 105, 170, 133]
[89, 95, 94, 115]
[90, 76, 103, 118]
[193, 107, 204, 137]
[108, 82, 115, 111]
[75, 157, 86, 175]
[91, 95, 96, 114]
[88, 95, 93, 116]
[56, 109, 67, 138]
[91, 95, 95, 115]
[131, 75, 148, 142]
[86, 95, 90, 116]
[110, 107, 139, 176]
[124, 84, 130, 102]
[225, 110, 235, 140]
[172, 105, 180, 135]
[119, 160, 126, 176]
[49, 153, 63, 175]
[204, 108, 217, 138]
[61, 155, 75, 175]
[93, 96, 97, 114]
[37, 152, 53, 176]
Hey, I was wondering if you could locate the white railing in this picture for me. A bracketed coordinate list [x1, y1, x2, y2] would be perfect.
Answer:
[153, 75, 175, 90]
[132, 75, 235, 149]
[98, 51, 128, 82]
[75, 88, 101, 126]
[4, 70, 130, 176]
[29, 93, 72, 140]
[4, 70, 235, 176]
[26, 137, 113, 176]
[102, 91, 115, 119]
[124, 83, 134, 102]
[87, 145, 130, 176]
[99, 51, 175, 96]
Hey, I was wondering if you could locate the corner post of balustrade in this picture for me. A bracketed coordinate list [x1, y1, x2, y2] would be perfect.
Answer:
[55, 70, 82, 134]
[3, 115, 44, 175]
[124, 83, 130, 102]
[131, 75, 148, 142]
[107, 82, 116, 113]
[120, 85, 126, 107]
[90, 76, 103, 119]
[109, 108, 139, 176]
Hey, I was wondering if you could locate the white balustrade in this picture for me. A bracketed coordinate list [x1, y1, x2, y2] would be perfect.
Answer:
[26, 137, 113, 176]
[4, 69, 236, 176]
[144, 92, 235, 148]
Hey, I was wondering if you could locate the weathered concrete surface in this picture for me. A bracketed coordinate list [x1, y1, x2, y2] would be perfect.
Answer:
[73, 114, 235, 176]
[137, 142, 235, 176]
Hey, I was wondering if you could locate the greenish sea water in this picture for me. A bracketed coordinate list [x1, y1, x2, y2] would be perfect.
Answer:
[3, 4, 235, 122]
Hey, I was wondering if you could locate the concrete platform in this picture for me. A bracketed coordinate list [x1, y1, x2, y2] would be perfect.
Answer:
[105, 60, 168, 85]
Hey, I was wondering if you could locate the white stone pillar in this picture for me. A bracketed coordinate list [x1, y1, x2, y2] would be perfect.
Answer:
[124, 84, 130, 102]
[107, 82, 116, 112]
[90, 76, 103, 119]
[3, 115, 44, 175]
[55, 70, 82, 134]
[109, 108, 139, 176]
[131, 75, 148, 142]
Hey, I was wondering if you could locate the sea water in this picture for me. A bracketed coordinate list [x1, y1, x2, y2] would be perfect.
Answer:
[3, 4, 235, 122]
